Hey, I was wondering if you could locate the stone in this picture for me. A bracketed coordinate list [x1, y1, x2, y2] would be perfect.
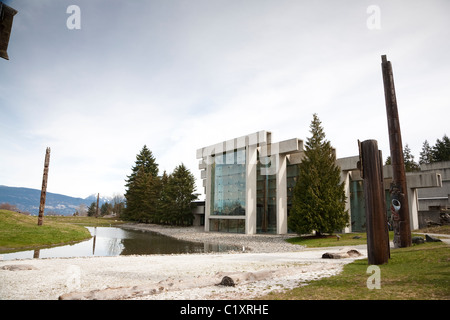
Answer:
[216, 276, 235, 287]
[1, 264, 37, 271]
[425, 234, 442, 242]
[412, 236, 425, 244]
[347, 249, 363, 257]
[322, 249, 362, 259]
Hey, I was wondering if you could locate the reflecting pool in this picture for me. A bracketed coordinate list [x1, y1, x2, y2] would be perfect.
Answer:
[0, 226, 238, 260]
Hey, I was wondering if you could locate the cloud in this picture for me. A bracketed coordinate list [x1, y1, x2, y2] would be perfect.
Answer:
[1, 0, 449, 198]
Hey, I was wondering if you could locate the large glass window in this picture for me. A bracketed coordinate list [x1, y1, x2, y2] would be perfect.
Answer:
[257, 153, 277, 233]
[210, 149, 246, 216]
[209, 218, 245, 233]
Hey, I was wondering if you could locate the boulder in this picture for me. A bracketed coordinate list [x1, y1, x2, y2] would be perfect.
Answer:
[425, 234, 442, 242]
[322, 249, 362, 259]
[412, 236, 425, 244]
[216, 276, 235, 287]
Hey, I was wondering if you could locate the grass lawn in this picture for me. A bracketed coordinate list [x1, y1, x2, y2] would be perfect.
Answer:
[0, 210, 109, 253]
[261, 241, 450, 300]
[45, 215, 124, 227]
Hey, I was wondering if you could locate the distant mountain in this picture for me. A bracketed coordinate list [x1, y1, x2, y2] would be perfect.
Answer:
[0, 185, 110, 216]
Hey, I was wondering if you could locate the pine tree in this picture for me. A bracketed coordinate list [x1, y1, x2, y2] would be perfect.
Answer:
[419, 140, 433, 164]
[87, 202, 97, 217]
[432, 134, 450, 162]
[403, 144, 420, 172]
[123, 146, 160, 222]
[165, 163, 197, 226]
[157, 170, 171, 224]
[288, 114, 349, 236]
[125, 145, 159, 188]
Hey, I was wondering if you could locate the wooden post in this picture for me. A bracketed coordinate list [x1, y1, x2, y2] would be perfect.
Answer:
[381, 55, 412, 248]
[0, 2, 18, 60]
[358, 140, 390, 265]
[96, 193, 100, 218]
[37, 147, 51, 226]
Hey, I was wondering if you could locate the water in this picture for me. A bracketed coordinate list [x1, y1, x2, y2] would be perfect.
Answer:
[0, 226, 238, 261]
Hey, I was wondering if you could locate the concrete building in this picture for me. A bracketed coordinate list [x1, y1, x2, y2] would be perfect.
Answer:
[196, 131, 303, 234]
[195, 130, 446, 234]
[416, 161, 450, 228]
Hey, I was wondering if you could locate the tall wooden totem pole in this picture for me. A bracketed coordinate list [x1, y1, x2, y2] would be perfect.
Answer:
[381, 55, 412, 248]
[37, 147, 51, 226]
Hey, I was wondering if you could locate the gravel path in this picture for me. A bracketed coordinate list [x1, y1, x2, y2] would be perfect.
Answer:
[0, 224, 367, 300]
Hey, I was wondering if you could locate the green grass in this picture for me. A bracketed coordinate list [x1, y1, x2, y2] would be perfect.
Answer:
[45, 215, 124, 227]
[287, 227, 449, 248]
[0, 210, 93, 253]
[261, 242, 450, 300]
[286, 232, 369, 247]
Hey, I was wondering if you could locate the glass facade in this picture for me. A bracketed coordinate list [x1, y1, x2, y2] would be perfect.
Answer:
[210, 149, 246, 216]
[286, 159, 299, 216]
[257, 153, 277, 233]
[209, 218, 245, 233]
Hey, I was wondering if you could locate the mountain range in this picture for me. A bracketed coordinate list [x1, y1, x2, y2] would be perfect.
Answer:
[0, 185, 111, 216]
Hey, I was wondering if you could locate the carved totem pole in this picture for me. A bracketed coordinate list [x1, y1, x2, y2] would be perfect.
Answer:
[381, 55, 412, 248]
[37, 147, 51, 226]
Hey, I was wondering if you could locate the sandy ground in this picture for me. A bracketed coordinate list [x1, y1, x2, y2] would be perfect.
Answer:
[0, 224, 368, 300]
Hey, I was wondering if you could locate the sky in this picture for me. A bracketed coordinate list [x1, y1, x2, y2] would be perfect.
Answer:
[1, 0, 449, 199]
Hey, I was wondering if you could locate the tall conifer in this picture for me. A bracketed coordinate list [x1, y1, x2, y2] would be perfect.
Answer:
[123, 146, 160, 221]
[288, 114, 349, 236]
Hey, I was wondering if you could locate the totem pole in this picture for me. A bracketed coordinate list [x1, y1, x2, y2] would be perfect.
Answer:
[37, 147, 51, 226]
[381, 55, 412, 248]
[358, 140, 390, 264]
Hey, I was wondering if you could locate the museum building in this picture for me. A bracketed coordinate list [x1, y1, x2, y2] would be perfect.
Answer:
[196, 130, 446, 235]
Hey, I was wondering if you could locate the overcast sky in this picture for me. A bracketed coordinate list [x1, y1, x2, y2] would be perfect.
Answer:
[1, 0, 449, 199]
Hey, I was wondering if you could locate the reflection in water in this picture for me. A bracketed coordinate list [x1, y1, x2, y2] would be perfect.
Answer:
[1, 227, 239, 260]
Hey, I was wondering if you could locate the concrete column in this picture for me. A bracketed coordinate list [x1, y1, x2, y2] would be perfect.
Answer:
[246, 145, 257, 234]
[341, 170, 352, 233]
[204, 156, 212, 232]
[276, 154, 287, 234]
[408, 188, 419, 230]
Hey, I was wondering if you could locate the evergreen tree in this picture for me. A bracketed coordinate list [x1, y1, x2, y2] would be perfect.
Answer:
[288, 114, 348, 236]
[432, 134, 450, 162]
[419, 140, 433, 164]
[125, 145, 159, 189]
[87, 201, 97, 217]
[156, 170, 171, 224]
[403, 144, 420, 172]
[384, 144, 420, 172]
[123, 166, 161, 222]
[165, 163, 197, 226]
[123, 146, 160, 222]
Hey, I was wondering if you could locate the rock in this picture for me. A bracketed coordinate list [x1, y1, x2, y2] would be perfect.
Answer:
[425, 234, 442, 242]
[412, 236, 425, 244]
[216, 276, 235, 287]
[322, 252, 348, 259]
[1, 264, 37, 271]
[347, 249, 363, 257]
[322, 249, 362, 259]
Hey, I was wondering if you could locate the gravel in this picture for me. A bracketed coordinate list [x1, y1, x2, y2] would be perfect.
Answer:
[0, 223, 367, 300]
